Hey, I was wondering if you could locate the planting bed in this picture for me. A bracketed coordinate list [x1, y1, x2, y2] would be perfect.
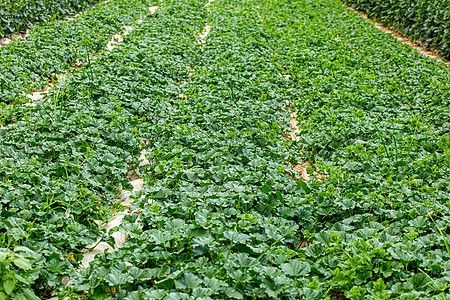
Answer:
[0, 0, 155, 105]
[0, 0, 449, 299]
[0, 0, 99, 36]
[341, 0, 450, 60]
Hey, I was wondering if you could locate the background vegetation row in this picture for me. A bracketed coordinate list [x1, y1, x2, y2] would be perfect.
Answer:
[0, 0, 102, 36]
[0, 0, 152, 106]
[341, 0, 450, 60]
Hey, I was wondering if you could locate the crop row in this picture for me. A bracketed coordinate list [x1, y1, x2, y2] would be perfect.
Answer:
[0, 0, 174, 298]
[0, 0, 99, 36]
[0, 0, 154, 106]
[277, 0, 450, 297]
[63, 0, 449, 298]
[1, 0, 450, 298]
[341, 0, 450, 60]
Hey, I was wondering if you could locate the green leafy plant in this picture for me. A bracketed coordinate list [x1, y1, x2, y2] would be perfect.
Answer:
[0, 0, 154, 104]
[0, 0, 449, 298]
[341, 0, 450, 59]
[0, 247, 39, 300]
[0, 0, 100, 36]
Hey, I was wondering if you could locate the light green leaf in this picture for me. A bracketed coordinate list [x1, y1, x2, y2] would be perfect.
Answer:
[175, 272, 202, 289]
[0, 252, 8, 262]
[225, 288, 243, 299]
[105, 273, 132, 286]
[281, 260, 311, 277]
[13, 257, 31, 270]
[23, 289, 39, 300]
[13, 246, 33, 253]
[3, 280, 15, 295]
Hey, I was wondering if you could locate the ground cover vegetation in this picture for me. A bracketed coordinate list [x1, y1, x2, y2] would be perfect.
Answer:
[0, 0, 99, 36]
[0, 0, 449, 299]
[0, 0, 154, 105]
[341, 0, 450, 60]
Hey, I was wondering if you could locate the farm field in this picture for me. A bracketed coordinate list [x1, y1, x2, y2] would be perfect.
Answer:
[0, 0, 449, 299]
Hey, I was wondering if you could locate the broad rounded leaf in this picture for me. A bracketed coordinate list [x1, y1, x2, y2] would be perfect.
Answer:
[3, 280, 15, 295]
[13, 257, 31, 270]
[281, 260, 311, 277]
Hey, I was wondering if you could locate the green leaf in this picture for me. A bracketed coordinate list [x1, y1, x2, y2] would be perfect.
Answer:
[175, 272, 202, 289]
[105, 273, 132, 286]
[373, 278, 386, 292]
[23, 289, 39, 300]
[150, 231, 172, 244]
[280, 260, 311, 277]
[13, 257, 31, 270]
[315, 232, 331, 245]
[3, 280, 15, 295]
[225, 288, 243, 299]
[13, 246, 33, 253]
[0, 252, 7, 262]
[305, 244, 324, 258]
[260, 185, 271, 193]
[184, 170, 199, 182]
[44, 266, 61, 273]
[14, 274, 29, 285]
[409, 273, 430, 288]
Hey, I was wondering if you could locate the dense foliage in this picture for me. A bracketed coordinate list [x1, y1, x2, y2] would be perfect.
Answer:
[0, 0, 158, 298]
[0, 0, 152, 105]
[0, 0, 449, 298]
[0, 0, 101, 36]
[341, 0, 450, 60]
